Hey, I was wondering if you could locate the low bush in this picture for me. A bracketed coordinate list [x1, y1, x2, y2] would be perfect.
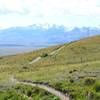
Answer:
[41, 53, 48, 57]
[84, 77, 96, 85]
[93, 93, 100, 100]
[94, 83, 100, 92]
[69, 79, 74, 83]
[69, 71, 73, 74]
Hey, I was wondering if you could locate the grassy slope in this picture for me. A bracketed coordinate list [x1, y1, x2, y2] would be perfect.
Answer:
[0, 35, 100, 100]
[0, 35, 100, 81]
[14, 36, 100, 82]
[0, 45, 60, 80]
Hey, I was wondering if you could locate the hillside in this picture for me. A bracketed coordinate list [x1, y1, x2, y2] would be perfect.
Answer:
[0, 35, 100, 100]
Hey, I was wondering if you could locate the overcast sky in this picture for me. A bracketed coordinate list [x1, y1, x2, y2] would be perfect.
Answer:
[0, 0, 100, 29]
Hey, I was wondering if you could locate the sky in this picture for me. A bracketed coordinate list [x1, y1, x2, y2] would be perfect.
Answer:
[0, 0, 100, 29]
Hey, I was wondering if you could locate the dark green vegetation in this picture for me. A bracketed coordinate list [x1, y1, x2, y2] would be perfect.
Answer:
[0, 84, 59, 100]
[0, 35, 100, 100]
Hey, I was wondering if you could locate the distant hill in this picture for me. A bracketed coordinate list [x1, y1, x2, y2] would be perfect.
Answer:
[0, 25, 100, 46]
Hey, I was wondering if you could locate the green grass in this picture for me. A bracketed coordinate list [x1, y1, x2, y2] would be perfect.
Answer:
[0, 35, 100, 99]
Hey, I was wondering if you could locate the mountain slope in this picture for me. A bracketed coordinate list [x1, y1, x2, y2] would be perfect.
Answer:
[0, 35, 100, 80]
[31, 35, 100, 67]
[0, 35, 100, 100]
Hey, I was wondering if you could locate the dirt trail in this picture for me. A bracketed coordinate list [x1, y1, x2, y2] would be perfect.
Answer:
[29, 57, 41, 64]
[11, 77, 69, 100]
[29, 46, 65, 64]
[10, 46, 69, 100]
[49, 46, 65, 55]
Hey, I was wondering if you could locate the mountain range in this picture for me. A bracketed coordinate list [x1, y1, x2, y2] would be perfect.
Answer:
[0, 25, 100, 47]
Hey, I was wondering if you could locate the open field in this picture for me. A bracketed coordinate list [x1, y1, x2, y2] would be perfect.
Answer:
[0, 35, 100, 100]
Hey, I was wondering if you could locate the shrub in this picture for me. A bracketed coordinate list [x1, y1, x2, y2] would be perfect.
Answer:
[94, 83, 100, 92]
[22, 66, 28, 69]
[93, 93, 100, 100]
[27, 90, 32, 96]
[84, 77, 96, 85]
[0, 57, 2, 59]
[73, 69, 77, 72]
[69, 70, 77, 74]
[69, 79, 74, 83]
[69, 71, 73, 74]
[41, 53, 48, 57]
[90, 91, 100, 100]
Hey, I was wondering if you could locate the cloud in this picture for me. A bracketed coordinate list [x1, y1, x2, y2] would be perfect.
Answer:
[0, 0, 100, 29]
[0, 0, 29, 14]
[19, 0, 100, 16]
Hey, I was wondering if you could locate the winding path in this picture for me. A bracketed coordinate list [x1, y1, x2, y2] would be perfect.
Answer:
[10, 46, 69, 100]
[11, 77, 70, 100]
[29, 46, 65, 64]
